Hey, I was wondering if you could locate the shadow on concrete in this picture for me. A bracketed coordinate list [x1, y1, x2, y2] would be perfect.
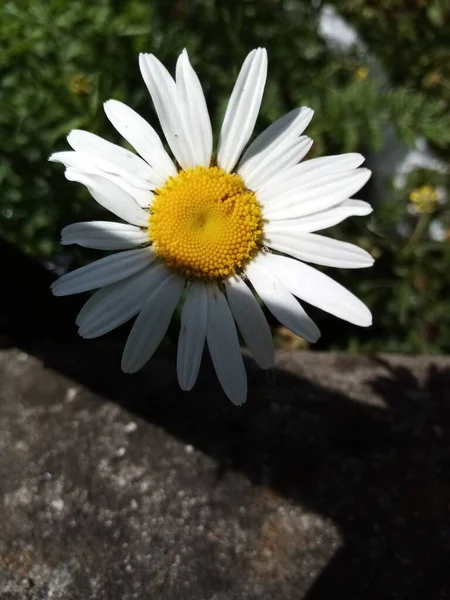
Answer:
[2, 239, 450, 599]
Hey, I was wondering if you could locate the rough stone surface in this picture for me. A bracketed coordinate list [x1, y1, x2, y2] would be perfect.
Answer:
[1, 340, 450, 599]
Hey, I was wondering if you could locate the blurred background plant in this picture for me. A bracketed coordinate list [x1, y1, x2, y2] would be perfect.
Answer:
[1, 0, 449, 353]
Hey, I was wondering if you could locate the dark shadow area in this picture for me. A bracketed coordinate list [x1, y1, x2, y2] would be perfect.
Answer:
[2, 240, 450, 599]
[305, 357, 450, 600]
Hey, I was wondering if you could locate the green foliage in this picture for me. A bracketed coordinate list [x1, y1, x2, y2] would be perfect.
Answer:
[1, 0, 449, 353]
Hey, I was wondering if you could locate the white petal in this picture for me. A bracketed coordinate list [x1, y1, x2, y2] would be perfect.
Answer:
[242, 137, 313, 191]
[258, 153, 366, 204]
[245, 259, 320, 343]
[61, 221, 149, 250]
[121, 273, 185, 373]
[225, 276, 274, 369]
[78, 262, 170, 338]
[76, 285, 112, 327]
[262, 169, 372, 220]
[51, 151, 154, 207]
[139, 53, 193, 169]
[51, 248, 154, 296]
[206, 284, 247, 406]
[238, 106, 314, 187]
[260, 253, 372, 327]
[51, 149, 149, 191]
[176, 50, 213, 168]
[103, 100, 177, 182]
[217, 48, 268, 173]
[264, 199, 372, 234]
[125, 187, 153, 209]
[64, 170, 149, 226]
[265, 232, 374, 269]
[67, 130, 157, 188]
[177, 281, 208, 391]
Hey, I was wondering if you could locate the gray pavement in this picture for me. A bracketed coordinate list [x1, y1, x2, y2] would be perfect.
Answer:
[1, 341, 450, 600]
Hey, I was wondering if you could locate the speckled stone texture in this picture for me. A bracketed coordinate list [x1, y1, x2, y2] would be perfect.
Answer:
[1, 340, 450, 600]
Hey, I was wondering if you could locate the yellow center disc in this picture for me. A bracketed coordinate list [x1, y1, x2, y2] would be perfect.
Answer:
[149, 166, 263, 281]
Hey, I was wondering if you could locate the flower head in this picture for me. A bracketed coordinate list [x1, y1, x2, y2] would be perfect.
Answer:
[51, 48, 373, 405]
[69, 74, 90, 95]
[409, 185, 439, 214]
[354, 66, 369, 81]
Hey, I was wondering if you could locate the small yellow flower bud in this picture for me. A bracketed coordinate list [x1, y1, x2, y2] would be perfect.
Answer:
[409, 185, 438, 214]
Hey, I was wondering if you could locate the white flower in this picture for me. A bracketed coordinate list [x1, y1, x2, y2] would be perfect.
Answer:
[50, 48, 373, 405]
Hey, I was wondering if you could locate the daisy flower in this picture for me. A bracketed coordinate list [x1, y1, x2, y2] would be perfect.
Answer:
[51, 48, 373, 405]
